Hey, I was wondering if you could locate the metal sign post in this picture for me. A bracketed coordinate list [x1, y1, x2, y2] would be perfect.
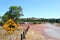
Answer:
[10, 34, 12, 40]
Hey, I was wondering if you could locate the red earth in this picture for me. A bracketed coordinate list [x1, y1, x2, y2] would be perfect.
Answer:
[19, 23, 60, 40]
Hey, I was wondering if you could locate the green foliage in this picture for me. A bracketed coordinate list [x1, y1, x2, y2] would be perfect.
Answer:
[19, 18, 60, 24]
[33, 22, 37, 24]
[1, 5, 60, 24]
[2, 6, 24, 23]
[0, 21, 4, 26]
[38, 22, 41, 24]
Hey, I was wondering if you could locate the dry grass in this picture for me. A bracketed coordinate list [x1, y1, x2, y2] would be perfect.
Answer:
[24, 28, 45, 40]
[0, 26, 26, 40]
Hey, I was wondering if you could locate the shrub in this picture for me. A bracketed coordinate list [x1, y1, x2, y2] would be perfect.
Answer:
[0, 21, 4, 26]
[38, 22, 41, 24]
[33, 22, 37, 24]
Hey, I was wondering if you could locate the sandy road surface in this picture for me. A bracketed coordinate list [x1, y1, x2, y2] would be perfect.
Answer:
[0, 23, 60, 40]
[25, 28, 45, 40]
[19, 23, 60, 40]
[28, 23, 60, 40]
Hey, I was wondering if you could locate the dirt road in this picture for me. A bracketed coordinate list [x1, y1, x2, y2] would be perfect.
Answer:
[0, 23, 60, 40]
[28, 23, 60, 40]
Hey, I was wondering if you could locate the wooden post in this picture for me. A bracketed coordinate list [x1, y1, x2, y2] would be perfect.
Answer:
[23, 31, 25, 39]
[21, 34, 23, 40]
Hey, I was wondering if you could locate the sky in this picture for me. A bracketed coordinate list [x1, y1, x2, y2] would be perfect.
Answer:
[0, 0, 60, 18]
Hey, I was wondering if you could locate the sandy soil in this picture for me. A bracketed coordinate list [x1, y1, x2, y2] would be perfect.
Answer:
[18, 23, 60, 40]
[25, 28, 45, 40]
[0, 26, 27, 40]
[0, 23, 60, 40]
[28, 23, 60, 40]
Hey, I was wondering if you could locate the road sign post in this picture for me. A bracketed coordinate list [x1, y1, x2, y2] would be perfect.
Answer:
[9, 34, 12, 40]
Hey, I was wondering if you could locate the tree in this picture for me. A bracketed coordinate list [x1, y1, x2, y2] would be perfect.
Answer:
[0, 16, 1, 20]
[2, 6, 24, 23]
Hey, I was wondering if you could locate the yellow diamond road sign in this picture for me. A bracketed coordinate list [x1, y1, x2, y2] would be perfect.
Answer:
[3, 19, 18, 34]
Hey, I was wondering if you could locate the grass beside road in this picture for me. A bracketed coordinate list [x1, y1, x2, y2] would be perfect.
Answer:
[0, 26, 27, 40]
[25, 28, 45, 40]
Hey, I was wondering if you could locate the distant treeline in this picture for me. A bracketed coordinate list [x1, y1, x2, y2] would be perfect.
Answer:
[0, 18, 60, 25]
[19, 18, 60, 23]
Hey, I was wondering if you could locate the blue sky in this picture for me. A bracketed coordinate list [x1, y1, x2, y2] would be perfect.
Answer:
[0, 0, 60, 18]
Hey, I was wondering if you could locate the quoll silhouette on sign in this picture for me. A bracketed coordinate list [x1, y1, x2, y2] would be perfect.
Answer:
[8, 25, 15, 28]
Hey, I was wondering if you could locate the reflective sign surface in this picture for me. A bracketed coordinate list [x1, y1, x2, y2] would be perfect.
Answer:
[3, 19, 18, 34]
